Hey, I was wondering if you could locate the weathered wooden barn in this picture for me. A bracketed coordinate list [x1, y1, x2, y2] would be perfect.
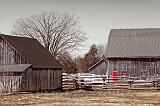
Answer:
[0, 34, 63, 92]
[89, 59, 107, 75]
[105, 28, 160, 80]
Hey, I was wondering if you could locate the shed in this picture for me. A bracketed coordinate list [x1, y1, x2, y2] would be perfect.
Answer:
[0, 34, 63, 92]
[88, 59, 107, 75]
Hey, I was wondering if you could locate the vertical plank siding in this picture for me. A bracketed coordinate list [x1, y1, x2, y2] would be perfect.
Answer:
[0, 73, 22, 92]
[20, 68, 62, 91]
[108, 59, 160, 80]
[0, 63, 62, 92]
[0, 38, 26, 65]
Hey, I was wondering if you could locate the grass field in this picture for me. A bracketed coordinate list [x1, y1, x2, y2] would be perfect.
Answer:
[0, 89, 160, 106]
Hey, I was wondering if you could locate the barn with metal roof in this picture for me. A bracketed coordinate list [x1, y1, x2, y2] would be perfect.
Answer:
[106, 28, 160, 80]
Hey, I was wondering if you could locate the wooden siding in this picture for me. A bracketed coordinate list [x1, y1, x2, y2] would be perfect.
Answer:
[0, 68, 63, 92]
[0, 73, 22, 92]
[21, 68, 62, 91]
[108, 59, 160, 80]
[90, 62, 107, 75]
[0, 38, 26, 65]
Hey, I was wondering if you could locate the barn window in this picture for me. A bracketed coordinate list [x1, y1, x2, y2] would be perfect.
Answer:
[156, 61, 160, 76]
[134, 61, 139, 70]
[140, 62, 147, 70]
[122, 61, 127, 71]
[127, 61, 132, 70]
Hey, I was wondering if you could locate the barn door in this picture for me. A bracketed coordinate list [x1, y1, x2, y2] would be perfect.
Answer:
[140, 62, 148, 80]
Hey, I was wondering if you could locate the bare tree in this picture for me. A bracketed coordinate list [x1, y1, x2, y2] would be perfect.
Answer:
[96, 45, 105, 59]
[12, 11, 86, 57]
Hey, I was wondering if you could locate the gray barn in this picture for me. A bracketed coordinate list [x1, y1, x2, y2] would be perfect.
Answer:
[106, 28, 160, 80]
[0, 34, 63, 92]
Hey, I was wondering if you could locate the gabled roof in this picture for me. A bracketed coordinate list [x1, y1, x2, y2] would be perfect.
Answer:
[0, 64, 31, 72]
[106, 28, 160, 58]
[0, 34, 62, 69]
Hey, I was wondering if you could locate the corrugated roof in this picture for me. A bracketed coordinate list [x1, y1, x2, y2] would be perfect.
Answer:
[106, 28, 160, 58]
[0, 64, 31, 72]
[0, 34, 62, 69]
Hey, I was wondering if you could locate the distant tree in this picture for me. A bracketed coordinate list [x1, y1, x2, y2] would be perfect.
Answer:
[96, 45, 105, 59]
[74, 55, 84, 73]
[12, 11, 86, 57]
[82, 44, 100, 72]
[57, 52, 77, 73]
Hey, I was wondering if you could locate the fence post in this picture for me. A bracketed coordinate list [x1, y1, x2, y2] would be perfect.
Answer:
[10, 79, 12, 92]
[127, 80, 133, 88]
[18, 77, 20, 91]
[103, 76, 105, 86]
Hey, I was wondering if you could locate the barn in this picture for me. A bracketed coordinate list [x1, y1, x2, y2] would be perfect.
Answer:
[106, 28, 160, 80]
[0, 34, 63, 92]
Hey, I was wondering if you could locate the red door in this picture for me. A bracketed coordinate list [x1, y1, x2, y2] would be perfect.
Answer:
[112, 71, 118, 83]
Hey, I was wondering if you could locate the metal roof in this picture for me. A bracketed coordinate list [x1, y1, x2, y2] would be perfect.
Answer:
[106, 28, 160, 58]
[0, 64, 31, 72]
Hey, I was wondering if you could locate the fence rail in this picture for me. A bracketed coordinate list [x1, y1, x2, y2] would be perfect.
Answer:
[62, 73, 160, 90]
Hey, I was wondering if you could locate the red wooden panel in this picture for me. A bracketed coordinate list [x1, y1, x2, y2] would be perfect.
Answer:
[112, 70, 118, 83]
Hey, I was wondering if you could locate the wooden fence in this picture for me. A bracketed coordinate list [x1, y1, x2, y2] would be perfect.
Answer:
[62, 73, 160, 90]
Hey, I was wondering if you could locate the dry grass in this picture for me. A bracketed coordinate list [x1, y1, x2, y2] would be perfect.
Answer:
[0, 89, 160, 106]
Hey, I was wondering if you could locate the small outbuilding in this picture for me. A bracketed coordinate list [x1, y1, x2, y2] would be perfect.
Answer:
[88, 59, 107, 75]
[0, 34, 63, 92]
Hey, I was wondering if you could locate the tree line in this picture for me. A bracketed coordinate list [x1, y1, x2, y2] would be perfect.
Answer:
[11, 11, 105, 73]
[58, 44, 105, 73]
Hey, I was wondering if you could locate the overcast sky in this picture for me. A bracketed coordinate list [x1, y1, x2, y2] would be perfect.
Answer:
[0, 0, 160, 56]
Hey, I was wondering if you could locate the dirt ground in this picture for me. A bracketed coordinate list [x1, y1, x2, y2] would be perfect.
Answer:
[0, 89, 160, 106]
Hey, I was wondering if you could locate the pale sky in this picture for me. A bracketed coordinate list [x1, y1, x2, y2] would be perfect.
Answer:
[0, 0, 160, 56]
